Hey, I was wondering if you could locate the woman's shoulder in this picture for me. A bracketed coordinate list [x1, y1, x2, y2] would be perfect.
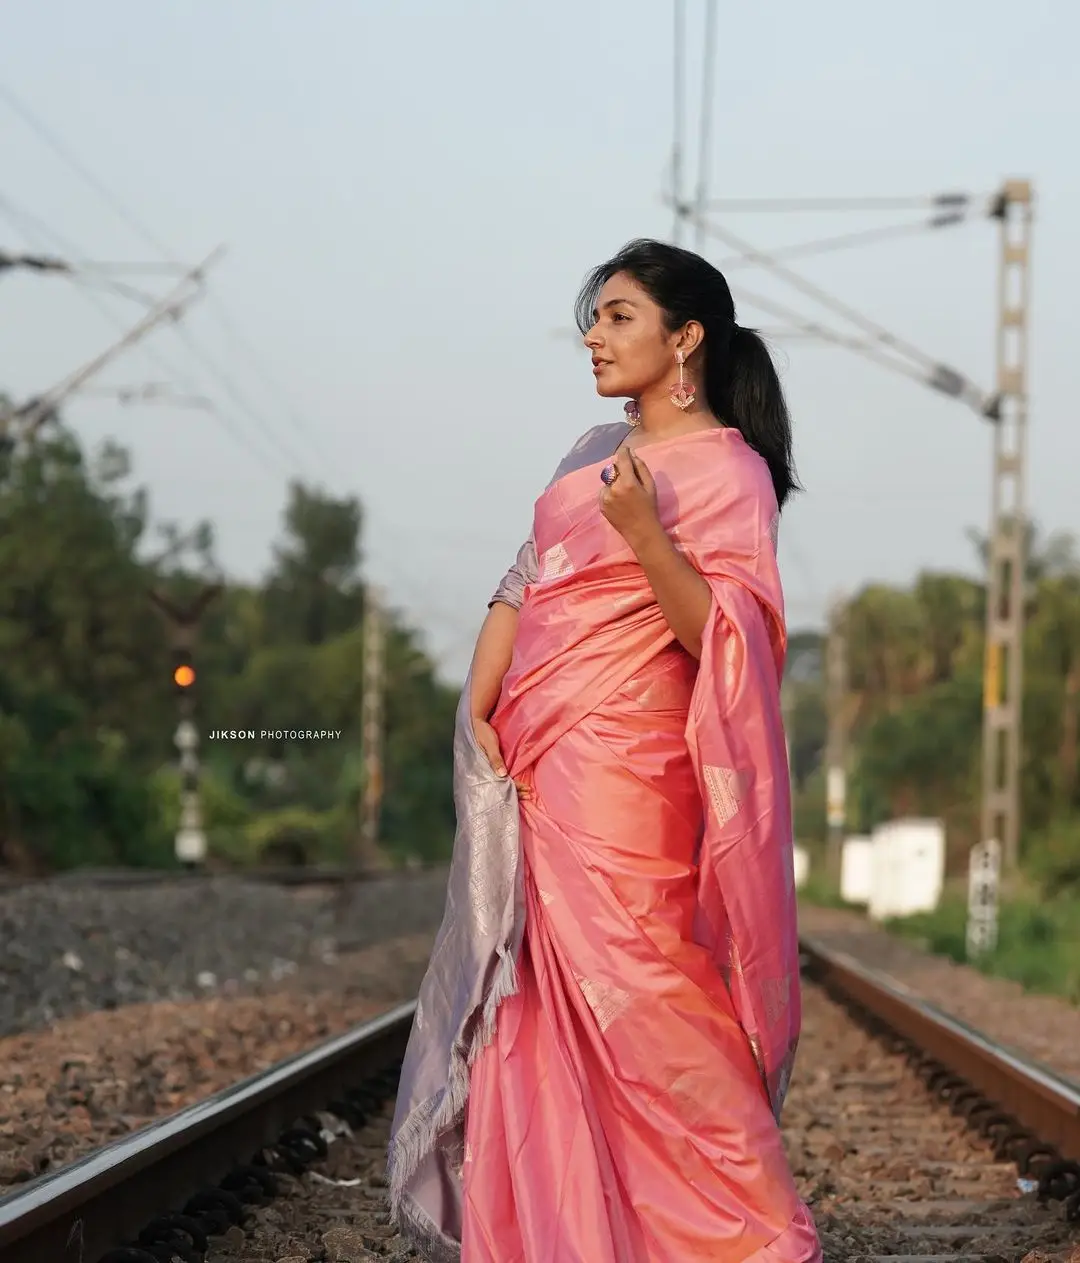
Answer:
[695, 427, 775, 495]
[670, 430, 779, 546]
[547, 422, 630, 486]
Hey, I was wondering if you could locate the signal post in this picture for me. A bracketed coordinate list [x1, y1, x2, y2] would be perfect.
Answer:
[149, 585, 221, 867]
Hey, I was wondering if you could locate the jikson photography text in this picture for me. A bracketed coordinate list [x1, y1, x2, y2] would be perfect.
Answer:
[207, 729, 343, 740]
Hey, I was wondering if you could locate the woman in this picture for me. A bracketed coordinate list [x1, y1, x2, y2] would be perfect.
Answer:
[387, 239, 821, 1262]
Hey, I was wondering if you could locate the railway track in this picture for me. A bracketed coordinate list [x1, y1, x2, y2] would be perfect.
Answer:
[795, 937, 1080, 1260]
[0, 1004, 415, 1263]
[0, 940, 1076, 1263]
[0, 864, 408, 892]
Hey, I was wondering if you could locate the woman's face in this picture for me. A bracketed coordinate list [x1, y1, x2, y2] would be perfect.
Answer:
[583, 272, 679, 402]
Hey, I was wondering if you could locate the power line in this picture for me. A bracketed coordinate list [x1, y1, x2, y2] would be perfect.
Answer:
[6, 248, 223, 439]
[0, 81, 334, 472]
[75, 261, 190, 276]
[685, 203, 955, 374]
[169, 321, 316, 474]
[1, 189, 316, 472]
[682, 200, 988, 412]
[732, 281, 946, 395]
[0, 197, 283, 472]
[717, 213, 972, 272]
[692, 0, 717, 254]
[704, 193, 984, 213]
[0, 192, 184, 307]
[0, 194, 304, 476]
[77, 382, 215, 411]
[671, 0, 686, 244]
[202, 293, 338, 471]
[0, 81, 176, 258]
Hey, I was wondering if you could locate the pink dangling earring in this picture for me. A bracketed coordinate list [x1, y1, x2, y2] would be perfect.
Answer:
[669, 350, 695, 410]
[624, 400, 641, 427]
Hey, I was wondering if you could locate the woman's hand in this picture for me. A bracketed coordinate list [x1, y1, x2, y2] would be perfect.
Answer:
[473, 716, 507, 776]
[600, 445, 711, 658]
[599, 446, 663, 552]
[472, 716, 532, 799]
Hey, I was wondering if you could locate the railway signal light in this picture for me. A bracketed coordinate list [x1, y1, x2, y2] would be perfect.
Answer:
[173, 650, 196, 694]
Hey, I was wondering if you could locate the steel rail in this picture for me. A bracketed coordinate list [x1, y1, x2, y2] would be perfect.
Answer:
[0, 1002, 415, 1263]
[800, 934, 1080, 1164]
[3, 939, 1076, 1262]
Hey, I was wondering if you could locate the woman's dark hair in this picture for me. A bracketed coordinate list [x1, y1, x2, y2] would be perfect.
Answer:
[574, 238, 800, 509]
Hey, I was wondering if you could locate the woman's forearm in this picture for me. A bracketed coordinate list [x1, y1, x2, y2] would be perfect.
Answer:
[630, 523, 712, 659]
[468, 600, 520, 719]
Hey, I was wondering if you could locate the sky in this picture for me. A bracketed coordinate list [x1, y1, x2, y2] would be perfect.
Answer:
[2, 0, 1077, 682]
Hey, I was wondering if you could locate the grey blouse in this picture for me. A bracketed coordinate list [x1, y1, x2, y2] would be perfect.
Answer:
[488, 421, 630, 610]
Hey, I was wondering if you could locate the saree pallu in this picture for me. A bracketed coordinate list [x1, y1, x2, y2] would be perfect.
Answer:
[388, 425, 821, 1262]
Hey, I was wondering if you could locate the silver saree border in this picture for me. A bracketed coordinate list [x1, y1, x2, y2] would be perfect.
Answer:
[385, 676, 525, 1261]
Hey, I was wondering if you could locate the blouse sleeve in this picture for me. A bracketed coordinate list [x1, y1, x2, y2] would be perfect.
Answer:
[488, 533, 538, 611]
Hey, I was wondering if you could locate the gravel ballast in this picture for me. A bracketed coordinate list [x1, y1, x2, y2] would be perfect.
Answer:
[0, 869, 449, 1037]
[2, 884, 1078, 1259]
[0, 930, 439, 1194]
[196, 980, 1079, 1262]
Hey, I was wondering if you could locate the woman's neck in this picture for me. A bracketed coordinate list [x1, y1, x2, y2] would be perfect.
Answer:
[631, 389, 720, 437]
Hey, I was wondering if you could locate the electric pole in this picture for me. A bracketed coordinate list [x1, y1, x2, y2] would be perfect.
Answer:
[149, 584, 221, 867]
[358, 585, 386, 873]
[0, 246, 222, 444]
[824, 594, 849, 885]
[980, 180, 1033, 875]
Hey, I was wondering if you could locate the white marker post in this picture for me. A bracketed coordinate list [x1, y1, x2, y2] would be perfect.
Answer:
[966, 837, 1001, 958]
[174, 718, 206, 865]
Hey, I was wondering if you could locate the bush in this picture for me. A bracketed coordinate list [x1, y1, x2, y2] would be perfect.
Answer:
[1025, 814, 1080, 897]
[888, 893, 1080, 1004]
[244, 805, 343, 866]
[2, 720, 169, 871]
[797, 869, 851, 910]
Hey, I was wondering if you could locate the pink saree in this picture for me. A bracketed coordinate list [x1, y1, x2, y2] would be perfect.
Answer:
[387, 423, 820, 1262]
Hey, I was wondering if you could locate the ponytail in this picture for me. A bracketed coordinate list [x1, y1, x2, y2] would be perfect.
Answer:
[706, 324, 799, 510]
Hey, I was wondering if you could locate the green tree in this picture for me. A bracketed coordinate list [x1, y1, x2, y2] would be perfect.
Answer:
[0, 431, 167, 759]
[261, 481, 365, 646]
[0, 414, 458, 873]
[852, 670, 982, 842]
[1025, 537, 1080, 811]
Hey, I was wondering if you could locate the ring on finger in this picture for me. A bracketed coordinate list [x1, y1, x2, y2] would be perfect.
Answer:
[600, 462, 619, 486]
